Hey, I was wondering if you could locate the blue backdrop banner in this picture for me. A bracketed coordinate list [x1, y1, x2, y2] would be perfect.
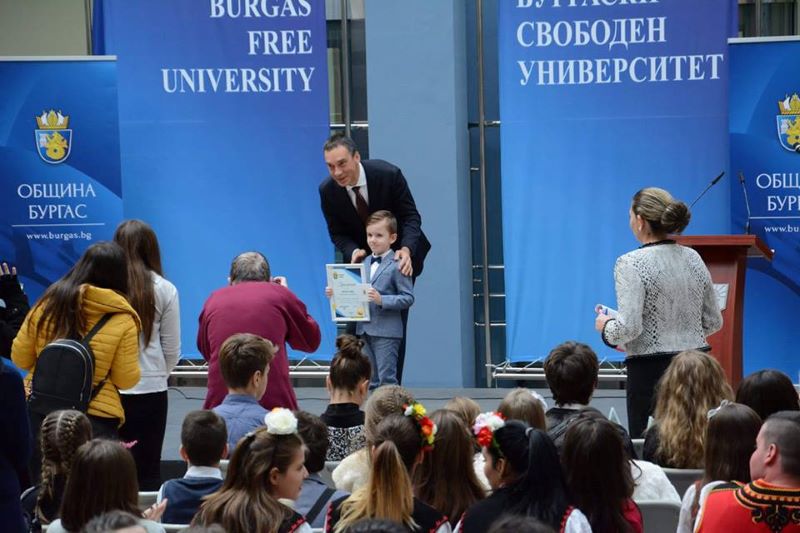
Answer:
[0, 58, 123, 308]
[96, 0, 334, 359]
[498, 0, 734, 362]
[729, 38, 800, 378]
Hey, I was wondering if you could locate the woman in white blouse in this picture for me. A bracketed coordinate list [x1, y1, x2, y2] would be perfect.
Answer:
[594, 187, 722, 438]
[114, 220, 181, 490]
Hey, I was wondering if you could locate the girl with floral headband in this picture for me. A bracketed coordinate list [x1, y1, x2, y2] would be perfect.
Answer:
[326, 402, 451, 533]
[194, 408, 312, 533]
[457, 414, 591, 533]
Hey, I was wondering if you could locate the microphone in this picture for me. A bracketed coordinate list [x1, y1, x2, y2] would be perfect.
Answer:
[690, 171, 725, 208]
[739, 171, 752, 235]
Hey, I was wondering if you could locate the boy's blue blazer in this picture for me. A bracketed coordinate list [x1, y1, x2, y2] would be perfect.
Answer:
[355, 250, 414, 339]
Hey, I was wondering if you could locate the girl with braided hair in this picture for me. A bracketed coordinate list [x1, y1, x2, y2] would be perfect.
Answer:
[20, 410, 92, 531]
[46, 439, 165, 533]
[193, 408, 311, 533]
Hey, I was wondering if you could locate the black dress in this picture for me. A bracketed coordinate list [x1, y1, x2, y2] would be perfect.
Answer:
[325, 495, 448, 532]
[321, 403, 366, 462]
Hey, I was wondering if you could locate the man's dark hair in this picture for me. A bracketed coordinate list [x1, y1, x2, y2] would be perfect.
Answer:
[295, 410, 329, 474]
[229, 251, 270, 283]
[323, 132, 358, 155]
[764, 411, 800, 478]
[182, 410, 227, 467]
[543, 341, 599, 405]
[219, 333, 276, 390]
[80, 510, 141, 533]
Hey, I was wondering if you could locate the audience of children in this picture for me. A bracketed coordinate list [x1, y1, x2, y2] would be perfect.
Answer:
[457, 415, 591, 532]
[643, 350, 733, 468]
[6, 217, 800, 533]
[325, 405, 450, 532]
[20, 410, 92, 531]
[294, 410, 349, 528]
[158, 410, 227, 525]
[735, 369, 800, 421]
[676, 401, 762, 533]
[561, 415, 643, 533]
[115, 219, 182, 491]
[47, 439, 165, 533]
[321, 335, 371, 461]
[212, 333, 277, 450]
[412, 409, 485, 527]
[193, 408, 311, 533]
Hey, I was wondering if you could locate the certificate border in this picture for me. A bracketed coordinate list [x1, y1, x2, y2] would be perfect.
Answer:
[326, 263, 370, 322]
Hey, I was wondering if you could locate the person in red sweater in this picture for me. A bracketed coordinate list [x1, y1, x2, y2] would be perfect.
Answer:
[696, 411, 800, 533]
[198, 251, 321, 411]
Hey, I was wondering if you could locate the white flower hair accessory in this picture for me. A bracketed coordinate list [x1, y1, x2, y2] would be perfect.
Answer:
[264, 408, 298, 435]
[529, 390, 548, 412]
[472, 411, 506, 451]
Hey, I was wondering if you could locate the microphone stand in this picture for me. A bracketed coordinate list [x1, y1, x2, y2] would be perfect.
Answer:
[739, 171, 752, 235]
[690, 171, 725, 209]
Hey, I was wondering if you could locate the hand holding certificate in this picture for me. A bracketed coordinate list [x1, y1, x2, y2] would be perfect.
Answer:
[326, 263, 370, 322]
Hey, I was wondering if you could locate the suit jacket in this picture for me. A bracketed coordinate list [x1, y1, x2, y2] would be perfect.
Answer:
[319, 159, 431, 276]
[356, 251, 414, 338]
[197, 281, 321, 411]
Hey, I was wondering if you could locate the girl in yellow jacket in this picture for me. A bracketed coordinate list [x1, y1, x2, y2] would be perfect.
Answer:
[12, 241, 141, 440]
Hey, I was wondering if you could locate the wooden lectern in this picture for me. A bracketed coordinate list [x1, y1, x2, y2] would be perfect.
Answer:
[673, 235, 773, 388]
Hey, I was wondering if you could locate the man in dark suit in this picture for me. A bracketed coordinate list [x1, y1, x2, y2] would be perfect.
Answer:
[319, 133, 430, 383]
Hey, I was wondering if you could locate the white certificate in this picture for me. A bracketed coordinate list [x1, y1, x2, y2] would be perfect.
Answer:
[326, 263, 370, 322]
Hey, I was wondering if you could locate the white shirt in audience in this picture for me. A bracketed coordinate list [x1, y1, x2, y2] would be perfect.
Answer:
[631, 459, 681, 503]
[677, 480, 726, 533]
[332, 448, 370, 493]
[472, 452, 491, 494]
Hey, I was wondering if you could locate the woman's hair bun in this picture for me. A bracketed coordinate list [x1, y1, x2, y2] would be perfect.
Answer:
[661, 200, 691, 234]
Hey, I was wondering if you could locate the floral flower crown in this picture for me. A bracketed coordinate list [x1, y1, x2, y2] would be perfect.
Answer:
[472, 411, 506, 454]
[403, 402, 437, 451]
[263, 407, 298, 435]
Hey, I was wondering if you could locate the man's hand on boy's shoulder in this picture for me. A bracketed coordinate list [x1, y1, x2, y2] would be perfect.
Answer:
[394, 247, 413, 277]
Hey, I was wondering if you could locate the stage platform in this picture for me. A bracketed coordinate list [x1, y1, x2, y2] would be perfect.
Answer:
[161, 386, 628, 461]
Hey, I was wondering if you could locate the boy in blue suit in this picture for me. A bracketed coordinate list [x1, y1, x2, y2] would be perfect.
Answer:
[328, 210, 414, 389]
